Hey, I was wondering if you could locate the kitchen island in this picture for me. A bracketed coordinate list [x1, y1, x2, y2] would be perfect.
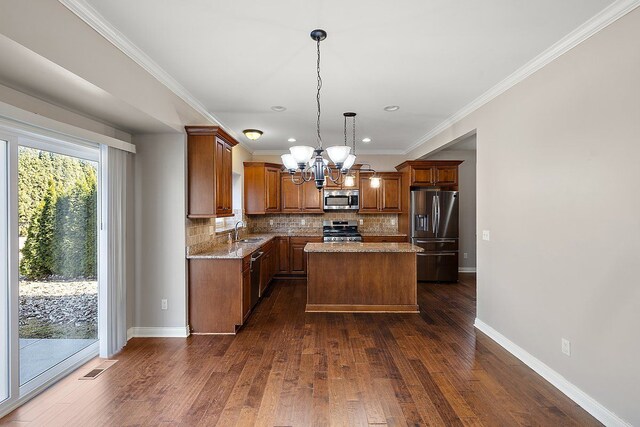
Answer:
[304, 242, 424, 313]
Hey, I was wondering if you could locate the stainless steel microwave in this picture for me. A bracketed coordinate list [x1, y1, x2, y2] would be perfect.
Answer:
[324, 189, 359, 210]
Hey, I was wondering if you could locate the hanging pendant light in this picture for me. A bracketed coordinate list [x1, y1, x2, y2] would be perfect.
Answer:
[280, 29, 364, 190]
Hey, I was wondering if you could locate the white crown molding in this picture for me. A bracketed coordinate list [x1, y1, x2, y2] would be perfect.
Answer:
[58, 0, 254, 153]
[404, 0, 640, 155]
[127, 326, 190, 338]
[474, 318, 631, 427]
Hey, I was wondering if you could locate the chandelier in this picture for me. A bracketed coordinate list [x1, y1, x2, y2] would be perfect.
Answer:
[281, 29, 376, 190]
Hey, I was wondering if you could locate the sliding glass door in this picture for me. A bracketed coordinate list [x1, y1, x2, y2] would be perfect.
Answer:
[0, 130, 101, 415]
[17, 146, 98, 385]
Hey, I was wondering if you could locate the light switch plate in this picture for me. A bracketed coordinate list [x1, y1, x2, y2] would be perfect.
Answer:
[161, 299, 168, 310]
[482, 230, 491, 241]
[269, 220, 274, 226]
[301, 219, 306, 225]
[359, 219, 363, 225]
[562, 338, 571, 356]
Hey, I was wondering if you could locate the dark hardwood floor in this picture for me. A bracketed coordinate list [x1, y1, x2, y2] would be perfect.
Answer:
[1, 274, 600, 426]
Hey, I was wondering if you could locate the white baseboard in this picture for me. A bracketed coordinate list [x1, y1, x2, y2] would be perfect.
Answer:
[127, 326, 190, 338]
[458, 267, 477, 273]
[474, 319, 630, 427]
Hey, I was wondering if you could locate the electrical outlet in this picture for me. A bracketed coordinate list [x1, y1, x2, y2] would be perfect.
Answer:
[463, 252, 468, 259]
[269, 220, 274, 226]
[301, 219, 306, 225]
[161, 299, 168, 310]
[359, 219, 363, 225]
[482, 230, 491, 241]
[562, 338, 571, 356]
[391, 219, 396, 226]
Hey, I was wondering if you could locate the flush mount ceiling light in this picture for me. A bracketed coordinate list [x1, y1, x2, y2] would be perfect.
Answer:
[271, 106, 287, 112]
[362, 137, 372, 143]
[288, 138, 296, 143]
[280, 29, 375, 190]
[383, 105, 400, 112]
[243, 129, 263, 140]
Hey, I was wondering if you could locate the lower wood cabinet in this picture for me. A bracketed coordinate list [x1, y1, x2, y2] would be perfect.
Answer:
[189, 238, 279, 334]
[276, 236, 322, 276]
[361, 235, 408, 243]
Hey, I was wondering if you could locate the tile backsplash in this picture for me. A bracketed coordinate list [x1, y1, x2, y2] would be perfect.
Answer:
[247, 212, 398, 234]
[186, 210, 246, 249]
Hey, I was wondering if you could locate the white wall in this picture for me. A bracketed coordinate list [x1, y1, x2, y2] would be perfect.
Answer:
[133, 133, 187, 330]
[408, 8, 640, 425]
[423, 142, 477, 270]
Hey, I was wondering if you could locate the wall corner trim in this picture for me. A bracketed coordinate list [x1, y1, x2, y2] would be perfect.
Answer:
[474, 318, 631, 427]
[126, 326, 190, 338]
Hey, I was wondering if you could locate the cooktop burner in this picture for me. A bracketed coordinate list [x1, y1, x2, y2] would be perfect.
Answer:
[322, 220, 362, 242]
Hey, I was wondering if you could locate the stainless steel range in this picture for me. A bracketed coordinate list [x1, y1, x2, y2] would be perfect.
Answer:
[322, 220, 363, 242]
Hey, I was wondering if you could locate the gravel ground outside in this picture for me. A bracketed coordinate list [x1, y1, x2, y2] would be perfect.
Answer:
[19, 280, 98, 339]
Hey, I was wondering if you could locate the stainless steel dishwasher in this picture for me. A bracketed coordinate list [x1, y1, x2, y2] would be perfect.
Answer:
[250, 251, 263, 309]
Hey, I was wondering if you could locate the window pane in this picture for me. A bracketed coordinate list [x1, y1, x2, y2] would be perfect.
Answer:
[18, 147, 98, 385]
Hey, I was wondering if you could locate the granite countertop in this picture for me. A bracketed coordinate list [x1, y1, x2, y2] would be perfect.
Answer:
[187, 231, 322, 259]
[304, 242, 424, 253]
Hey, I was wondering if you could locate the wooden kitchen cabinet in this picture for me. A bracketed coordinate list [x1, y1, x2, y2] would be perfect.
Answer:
[395, 160, 462, 188]
[359, 172, 403, 213]
[186, 126, 238, 218]
[280, 173, 324, 213]
[324, 169, 359, 190]
[361, 235, 407, 243]
[277, 237, 290, 274]
[275, 236, 322, 276]
[244, 162, 281, 214]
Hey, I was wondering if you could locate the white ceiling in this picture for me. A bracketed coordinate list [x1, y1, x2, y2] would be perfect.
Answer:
[77, 0, 613, 152]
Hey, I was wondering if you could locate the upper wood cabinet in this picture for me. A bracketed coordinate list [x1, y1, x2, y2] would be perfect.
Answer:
[359, 172, 403, 213]
[243, 162, 281, 214]
[395, 160, 463, 188]
[323, 169, 360, 190]
[279, 173, 324, 213]
[186, 126, 238, 218]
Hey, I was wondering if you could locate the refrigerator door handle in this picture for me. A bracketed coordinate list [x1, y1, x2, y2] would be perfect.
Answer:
[431, 195, 437, 233]
[435, 194, 440, 234]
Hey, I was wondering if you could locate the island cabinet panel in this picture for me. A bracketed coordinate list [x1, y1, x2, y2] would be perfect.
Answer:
[289, 239, 306, 274]
[186, 126, 238, 218]
[359, 172, 402, 213]
[243, 162, 281, 214]
[306, 250, 419, 312]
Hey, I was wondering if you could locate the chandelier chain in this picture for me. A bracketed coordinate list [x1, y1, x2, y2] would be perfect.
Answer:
[352, 115, 356, 155]
[316, 39, 322, 148]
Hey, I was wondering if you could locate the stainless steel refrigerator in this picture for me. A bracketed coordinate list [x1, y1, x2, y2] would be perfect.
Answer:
[411, 189, 459, 282]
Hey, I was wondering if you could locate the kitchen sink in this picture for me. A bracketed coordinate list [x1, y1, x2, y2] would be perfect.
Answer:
[235, 238, 262, 243]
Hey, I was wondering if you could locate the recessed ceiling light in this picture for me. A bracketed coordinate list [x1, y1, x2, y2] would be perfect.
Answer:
[383, 105, 400, 112]
[243, 129, 263, 140]
[288, 138, 296, 143]
[271, 106, 287, 112]
[362, 137, 372, 143]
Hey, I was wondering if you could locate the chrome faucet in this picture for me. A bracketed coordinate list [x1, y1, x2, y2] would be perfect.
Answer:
[234, 220, 245, 241]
